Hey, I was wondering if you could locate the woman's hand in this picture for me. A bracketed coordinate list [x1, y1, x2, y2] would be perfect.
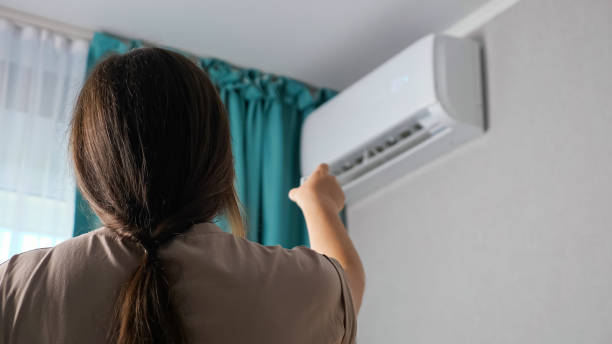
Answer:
[288, 164, 345, 214]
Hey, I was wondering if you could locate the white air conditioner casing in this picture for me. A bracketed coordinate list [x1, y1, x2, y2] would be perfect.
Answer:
[300, 34, 484, 202]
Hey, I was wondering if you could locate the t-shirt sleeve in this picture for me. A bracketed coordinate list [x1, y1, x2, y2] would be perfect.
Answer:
[321, 254, 357, 344]
[280, 246, 357, 344]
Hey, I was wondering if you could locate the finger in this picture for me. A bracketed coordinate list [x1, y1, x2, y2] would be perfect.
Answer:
[331, 174, 339, 183]
[288, 188, 299, 202]
[318, 163, 330, 174]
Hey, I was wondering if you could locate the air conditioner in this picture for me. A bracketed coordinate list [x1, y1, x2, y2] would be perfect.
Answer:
[300, 34, 484, 202]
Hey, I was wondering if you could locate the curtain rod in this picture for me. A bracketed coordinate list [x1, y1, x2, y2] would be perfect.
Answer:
[0, 5, 93, 41]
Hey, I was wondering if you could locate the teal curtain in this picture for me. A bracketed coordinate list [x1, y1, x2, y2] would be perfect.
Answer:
[72, 32, 336, 248]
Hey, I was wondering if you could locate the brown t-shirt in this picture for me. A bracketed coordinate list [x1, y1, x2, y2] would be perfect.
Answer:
[0, 223, 355, 343]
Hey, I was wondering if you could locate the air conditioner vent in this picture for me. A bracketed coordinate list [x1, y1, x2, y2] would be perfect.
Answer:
[329, 110, 442, 185]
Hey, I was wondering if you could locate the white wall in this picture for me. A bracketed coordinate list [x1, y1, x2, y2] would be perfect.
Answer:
[347, 0, 612, 342]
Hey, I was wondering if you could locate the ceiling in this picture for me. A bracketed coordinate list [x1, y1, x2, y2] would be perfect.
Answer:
[1, 0, 489, 90]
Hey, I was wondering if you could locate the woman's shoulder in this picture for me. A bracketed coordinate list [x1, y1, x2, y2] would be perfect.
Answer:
[0, 227, 141, 343]
[0, 227, 139, 291]
[0, 246, 51, 285]
[0, 228, 97, 279]
[177, 223, 342, 288]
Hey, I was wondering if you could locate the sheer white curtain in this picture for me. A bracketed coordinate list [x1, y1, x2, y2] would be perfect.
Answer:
[0, 18, 88, 262]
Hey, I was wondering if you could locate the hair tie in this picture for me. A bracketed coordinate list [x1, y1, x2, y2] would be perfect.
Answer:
[139, 236, 161, 265]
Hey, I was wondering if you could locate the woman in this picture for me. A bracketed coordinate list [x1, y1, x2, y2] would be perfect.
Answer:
[0, 48, 365, 344]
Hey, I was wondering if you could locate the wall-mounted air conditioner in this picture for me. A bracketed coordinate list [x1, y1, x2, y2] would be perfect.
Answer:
[300, 34, 484, 202]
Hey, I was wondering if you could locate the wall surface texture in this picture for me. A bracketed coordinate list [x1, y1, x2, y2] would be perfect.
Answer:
[347, 0, 612, 342]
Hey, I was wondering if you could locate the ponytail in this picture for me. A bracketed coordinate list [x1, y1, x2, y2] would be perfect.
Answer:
[109, 230, 186, 344]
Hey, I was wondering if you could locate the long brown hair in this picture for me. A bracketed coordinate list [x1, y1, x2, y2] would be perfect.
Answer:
[70, 47, 245, 343]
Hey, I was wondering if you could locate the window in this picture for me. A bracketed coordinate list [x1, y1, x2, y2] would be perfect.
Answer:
[0, 19, 87, 261]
